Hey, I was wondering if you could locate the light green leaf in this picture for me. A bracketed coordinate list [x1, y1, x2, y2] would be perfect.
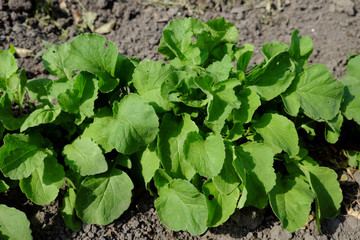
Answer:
[57, 71, 99, 124]
[43, 43, 73, 80]
[82, 108, 114, 153]
[20, 155, 65, 205]
[184, 132, 225, 178]
[300, 164, 343, 230]
[203, 179, 240, 227]
[281, 64, 344, 120]
[154, 179, 208, 235]
[289, 30, 313, 67]
[341, 76, 360, 124]
[153, 169, 173, 194]
[248, 51, 296, 101]
[0, 133, 49, 180]
[269, 174, 314, 232]
[233, 142, 276, 209]
[133, 60, 177, 112]
[65, 34, 119, 93]
[0, 50, 17, 81]
[76, 168, 134, 225]
[0, 95, 26, 130]
[206, 54, 233, 82]
[63, 137, 108, 176]
[0, 179, 9, 193]
[233, 87, 261, 123]
[21, 106, 62, 132]
[158, 114, 197, 180]
[107, 94, 159, 155]
[347, 55, 360, 79]
[5, 69, 27, 108]
[26, 78, 53, 106]
[254, 113, 299, 156]
[213, 142, 241, 194]
[235, 44, 254, 71]
[0, 205, 32, 240]
[262, 41, 289, 61]
[61, 187, 82, 231]
[325, 113, 343, 144]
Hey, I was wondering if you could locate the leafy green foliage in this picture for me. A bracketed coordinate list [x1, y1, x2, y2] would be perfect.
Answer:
[0, 205, 32, 240]
[1, 17, 358, 238]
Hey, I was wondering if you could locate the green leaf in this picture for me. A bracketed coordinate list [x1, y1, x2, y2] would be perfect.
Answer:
[133, 60, 177, 112]
[262, 41, 289, 61]
[63, 137, 108, 176]
[0, 94, 26, 130]
[289, 30, 313, 67]
[61, 187, 82, 231]
[0, 50, 17, 81]
[65, 33, 119, 93]
[248, 51, 296, 101]
[341, 76, 360, 124]
[153, 169, 173, 193]
[347, 55, 360, 79]
[233, 142, 276, 209]
[0, 133, 49, 180]
[158, 114, 197, 180]
[108, 94, 159, 155]
[82, 108, 114, 153]
[233, 87, 261, 124]
[281, 64, 344, 120]
[203, 179, 240, 227]
[0, 179, 9, 193]
[184, 132, 225, 178]
[325, 113, 343, 144]
[154, 179, 208, 235]
[253, 113, 299, 156]
[19, 155, 65, 205]
[42, 43, 73, 80]
[235, 44, 254, 71]
[269, 174, 314, 232]
[57, 71, 99, 124]
[0, 205, 32, 240]
[76, 168, 134, 225]
[300, 164, 342, 230]
[5, 69, 27, 108]
[26, 78, 53, 106]
[206, 54, 233, 82]
[213, 142, 241, 194]
[20, 106, 62, 132]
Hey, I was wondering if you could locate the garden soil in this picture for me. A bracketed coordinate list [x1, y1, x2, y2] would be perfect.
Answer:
[1, 0, 360, 239]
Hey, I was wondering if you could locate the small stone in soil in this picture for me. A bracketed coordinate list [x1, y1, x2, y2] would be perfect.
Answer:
[270, 225, 292, 240]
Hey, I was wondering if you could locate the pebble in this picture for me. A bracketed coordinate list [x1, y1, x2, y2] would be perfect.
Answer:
[270, 225, 292, 240]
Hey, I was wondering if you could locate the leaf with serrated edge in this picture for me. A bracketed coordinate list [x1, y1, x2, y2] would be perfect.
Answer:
[76, 168, 133, 225]
[0, 205, 32, 240]
[155, 179, 208, 235]
[21, 106, 61, 132]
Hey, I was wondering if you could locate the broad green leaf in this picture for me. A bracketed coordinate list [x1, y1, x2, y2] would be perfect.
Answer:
[203, 179, 240, 227]
[82, 108, 114, 153]
[235, 44, 254, 71]
[48, 77, 76, 100]
[248, 51, 296, 101]
[132, 141, 160, 187]
[300, 164, 342, 229]
[5, 69, 27, 108]
[0, 180, 9, 193]
[0, 93, 26, 131]
[26, 78, 53, 106]
[154, 179, 208, 235]
[115, 54, 138, 83]
[0, 133, 49, 180]
[0, 50, 17, 81]
[65, 34, 119, 93]
[153, 169, 173, 193]
[63, 137, 108, 176]
[325, 113, 343, 144]
[281, 64, 344, 120]
[0, 205, 32, 240]
[57, 71, 99, 124]
[184, 132, 225, 178]
[76, 168, 134, 225]
[107, 94, 159, 155]
[341, 76, 360, 124]
[289, 30, 313, 67]
[43, 43, 73, 80]
[233, 142, 276, 209]
[253, 113, 299, 156]
[20, 106, 62, 132]
[262, 41, 289, 61]
[225, 122, 244, 142]
[61, 187, 82, 231]
[233, 87, 261, 123]
[133, 60, 177, 112]
[158, 114, 197, 180]
[206, 54, 233, 82]
[269, 174, 314, 232]
[19, 155, 65, 205]
[213, 142, 241, 194]
[347, 55, 360, 79]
